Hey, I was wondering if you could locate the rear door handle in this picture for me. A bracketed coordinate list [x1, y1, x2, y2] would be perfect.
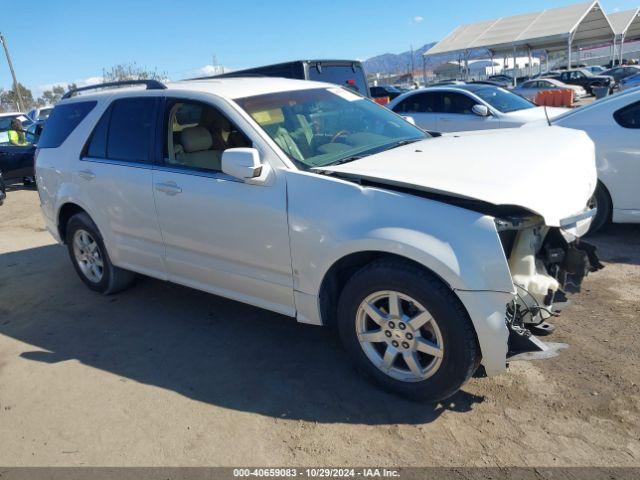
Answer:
[155, 181, 182, 196]
[78, 169, 96, 180]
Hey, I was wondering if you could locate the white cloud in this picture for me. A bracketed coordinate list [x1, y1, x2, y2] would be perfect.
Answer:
[34, 75, 103, 98]
[413, 16, 424, 24]
[191, 64, 231, 77]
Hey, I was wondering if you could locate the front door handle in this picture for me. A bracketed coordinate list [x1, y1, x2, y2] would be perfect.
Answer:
[78, 169, 96, 180]
[155, 181, 182, 196]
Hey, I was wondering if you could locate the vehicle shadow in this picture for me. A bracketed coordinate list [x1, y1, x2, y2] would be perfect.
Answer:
[588, 223, 640, 266]
[0, 244, 484, 425]
[5, 183, 36, 192]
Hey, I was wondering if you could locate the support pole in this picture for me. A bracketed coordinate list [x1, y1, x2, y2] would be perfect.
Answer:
[545, 50, 549, 73]
[528, 47, 532, 77]
[464, 50, 469, 81]
[610, 41, 615, 67]
[512, 46, 518, 87]
[620, 35, 626, 65]
[0, 33, 24, 111]
[567, 37, 572, 70]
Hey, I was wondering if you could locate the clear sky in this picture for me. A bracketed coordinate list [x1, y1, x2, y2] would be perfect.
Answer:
[1, 0, 637, 95]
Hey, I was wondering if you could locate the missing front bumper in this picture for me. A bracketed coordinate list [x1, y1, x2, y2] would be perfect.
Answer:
[507, 330, 568, 362]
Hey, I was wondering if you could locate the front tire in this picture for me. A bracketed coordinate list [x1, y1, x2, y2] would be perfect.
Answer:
[66, 212, 135, 294]
[337, 259, 480, 402]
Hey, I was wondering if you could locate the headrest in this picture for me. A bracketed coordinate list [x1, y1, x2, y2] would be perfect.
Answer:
[181, 126, 213, 153]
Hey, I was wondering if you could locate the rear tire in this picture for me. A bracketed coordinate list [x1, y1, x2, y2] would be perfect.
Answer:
[66, 212, 135, 294]
[587, 182, 612, 234]
[337, 258, 480, 402]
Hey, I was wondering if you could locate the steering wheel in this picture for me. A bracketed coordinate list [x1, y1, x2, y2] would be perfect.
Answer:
[330, 130, 350, 143]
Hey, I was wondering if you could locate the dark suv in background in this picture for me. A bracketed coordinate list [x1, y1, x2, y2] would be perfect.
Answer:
[206, 59, 371, 97]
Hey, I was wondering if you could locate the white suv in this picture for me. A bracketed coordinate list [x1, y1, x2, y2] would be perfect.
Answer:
[36, 78, 601, 401]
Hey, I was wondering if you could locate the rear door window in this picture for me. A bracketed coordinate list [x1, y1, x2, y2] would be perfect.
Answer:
[83, 97, 157, 163]
[37, 101, 97, 148]
[441, 92, 476, 114]
[85, 106, 111, 158]
[614, 101, 640, 129]
[106, 98, 157, 163]
[393, 92, 438, 113]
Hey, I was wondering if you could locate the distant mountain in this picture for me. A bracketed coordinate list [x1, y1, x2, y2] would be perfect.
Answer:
[363, 42, 489, 75]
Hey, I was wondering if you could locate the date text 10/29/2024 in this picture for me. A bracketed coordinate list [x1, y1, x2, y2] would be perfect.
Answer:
[233, 468, 401, 478]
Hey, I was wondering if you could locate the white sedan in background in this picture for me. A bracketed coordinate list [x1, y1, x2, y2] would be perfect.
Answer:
[513, 78, 587, 102]
[389, 85, 568, 133]
[526, 87, 640, 232]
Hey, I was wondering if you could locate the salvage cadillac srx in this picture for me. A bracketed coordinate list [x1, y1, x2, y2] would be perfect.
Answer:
[35, 77, 601, 401]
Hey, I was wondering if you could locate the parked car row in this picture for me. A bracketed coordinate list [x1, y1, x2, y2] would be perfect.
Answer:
[0, 104, 54, 188]
[35, 77, 603, 402]
[0, 115, 39, 186]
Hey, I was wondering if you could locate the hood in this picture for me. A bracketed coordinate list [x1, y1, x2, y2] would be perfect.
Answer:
[315, 126, 597, 227]
[502, 106, 568, 122]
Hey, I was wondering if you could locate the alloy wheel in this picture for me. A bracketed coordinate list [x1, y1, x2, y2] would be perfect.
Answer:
[72, 229, 104, 283]
[355, 290, 444, 382]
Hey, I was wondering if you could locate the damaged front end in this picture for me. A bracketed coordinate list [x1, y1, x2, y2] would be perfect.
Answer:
[496, 209, 604, 361]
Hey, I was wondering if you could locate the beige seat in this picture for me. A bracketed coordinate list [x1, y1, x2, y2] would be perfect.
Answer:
[173, 126, 222, 171]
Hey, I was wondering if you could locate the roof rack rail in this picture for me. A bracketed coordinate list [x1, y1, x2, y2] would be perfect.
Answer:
[62, 79, 167, 100]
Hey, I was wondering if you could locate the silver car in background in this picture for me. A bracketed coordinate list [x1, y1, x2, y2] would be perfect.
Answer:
[513, 78, 587, 102]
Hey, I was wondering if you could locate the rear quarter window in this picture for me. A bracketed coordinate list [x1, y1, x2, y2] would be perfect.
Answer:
[38, 101, 97, 148]
[613, 101, 640, 129]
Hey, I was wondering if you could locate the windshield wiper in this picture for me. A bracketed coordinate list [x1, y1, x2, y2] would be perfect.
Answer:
[382, 138, 422, 151]
[329, 154, 365, 166]
[320, 139, 423, 169]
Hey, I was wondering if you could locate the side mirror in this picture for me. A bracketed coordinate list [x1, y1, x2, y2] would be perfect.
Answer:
[222, 148, 262, 180]
[472, 104, 490, 117]
[404, 116, 416, 125]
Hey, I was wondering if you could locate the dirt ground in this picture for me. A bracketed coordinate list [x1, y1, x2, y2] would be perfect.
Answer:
[0, 187, 639, 467]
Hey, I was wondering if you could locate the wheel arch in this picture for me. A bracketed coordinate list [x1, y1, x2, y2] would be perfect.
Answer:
[318, 250, 456, 329]
[57, 202, 90, 243]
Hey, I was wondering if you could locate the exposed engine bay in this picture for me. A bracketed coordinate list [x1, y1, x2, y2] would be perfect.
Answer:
[497, 214, 604, 358]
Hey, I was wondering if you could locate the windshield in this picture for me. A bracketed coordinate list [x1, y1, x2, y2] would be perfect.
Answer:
[473, 87, 535, 113]
[236, 88, 428, 169]
[38, 107, 53, 120]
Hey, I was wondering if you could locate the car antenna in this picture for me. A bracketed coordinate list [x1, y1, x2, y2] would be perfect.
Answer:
[544, 105, 551, 126]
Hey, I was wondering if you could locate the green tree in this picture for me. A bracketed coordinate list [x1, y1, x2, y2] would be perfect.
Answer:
[36, 83, 77, 106]
[0, 83, 35, 111]
[102, 63, 166, 82]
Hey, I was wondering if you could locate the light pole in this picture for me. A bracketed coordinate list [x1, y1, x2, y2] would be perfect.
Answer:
[0, 32, 25, 111]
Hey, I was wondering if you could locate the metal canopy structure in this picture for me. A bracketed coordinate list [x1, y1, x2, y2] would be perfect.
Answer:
[425, 1, 613, 56]
[609, 9, 640, 63]
[609, 8, 640, 37]
[424, 1, 615, 84]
